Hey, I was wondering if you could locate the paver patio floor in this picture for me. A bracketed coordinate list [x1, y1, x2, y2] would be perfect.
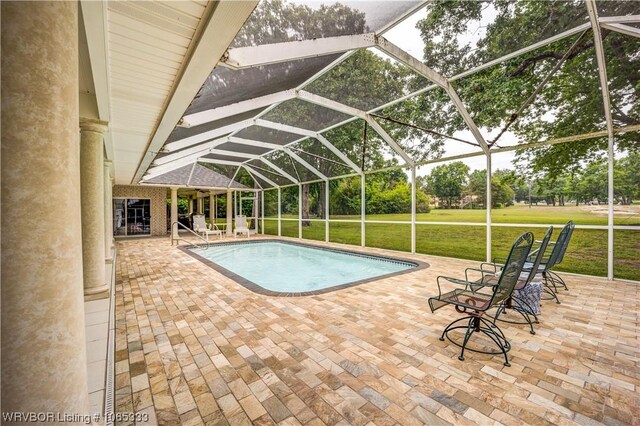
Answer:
[114, 236, 639, 425]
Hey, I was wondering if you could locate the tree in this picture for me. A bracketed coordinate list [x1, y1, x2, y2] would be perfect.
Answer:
[615, 152, 640, 205]
[576, 160, 608, 204]
[533, 173, 570, 206]
[466, 169, 486, 208]
[329, 176, 361, 216]
[414, 1, 639, 175]
[466, 169, 514, 208]
[167, 198, 190, 215]
[364, 169, 430, 214]
[426, 162, 470, 208]
[495, 169, 529, 204]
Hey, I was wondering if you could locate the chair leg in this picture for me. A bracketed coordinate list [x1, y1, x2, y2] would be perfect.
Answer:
[439, 316, 470, 341]
[458, 317, 476, 361]
[494, 305, 536, 335]
[541, 272, 561, 304]
[492, 303, 506, 327]
[542, 285, 561, 304]
[439, 314, 512, 366]
[438, 316, 475, 361]
[478, 317, 511, 367]
[512, 295, 539, 324]
[548, 271, 568, 290]
[512, 297, 539, 335]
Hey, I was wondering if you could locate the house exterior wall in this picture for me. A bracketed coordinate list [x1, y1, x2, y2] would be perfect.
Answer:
[113, 185, 167, 236]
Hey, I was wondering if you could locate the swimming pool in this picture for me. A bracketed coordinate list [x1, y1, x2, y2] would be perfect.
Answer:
[184, 240, 423, 295]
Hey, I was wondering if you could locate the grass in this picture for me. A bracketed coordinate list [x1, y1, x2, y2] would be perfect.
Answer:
[261, 204, 639, 281]
[332, 203, 638, 226]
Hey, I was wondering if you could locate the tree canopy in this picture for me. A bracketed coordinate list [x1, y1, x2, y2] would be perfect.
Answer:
[414, 0, 639, 174]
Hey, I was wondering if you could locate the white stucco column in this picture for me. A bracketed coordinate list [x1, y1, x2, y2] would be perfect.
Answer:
[196, 191, 204, 214]
[170, 187, 178, 240]
[1, 0, 90, 414]
[80, 118, 109, 296]
[226, 190, 233, 236]
[209, 191, 215, 224]
[188, 195, 193, 215]
[104, 160, 114, 262]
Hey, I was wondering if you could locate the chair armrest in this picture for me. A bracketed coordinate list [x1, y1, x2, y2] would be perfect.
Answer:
[479, 262, 498, 271]
[435, 275, 474, 299]
[480, 261, 504, 274]
[465, 266, 497, 283]
[492, 257, 507, 265]
[438, 275, 471, 286]
[434, 275, 494, 305]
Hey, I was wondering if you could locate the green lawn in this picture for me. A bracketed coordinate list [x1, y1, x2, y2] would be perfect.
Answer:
[329, 203, 639, 226]
[261, 203, 639, 281]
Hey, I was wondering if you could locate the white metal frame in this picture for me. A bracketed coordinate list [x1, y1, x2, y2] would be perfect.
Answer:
[141, 5, 639, 282]
[586, 0, 615, 280]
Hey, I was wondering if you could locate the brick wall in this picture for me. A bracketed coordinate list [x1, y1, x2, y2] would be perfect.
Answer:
[113, 185, 168, 236]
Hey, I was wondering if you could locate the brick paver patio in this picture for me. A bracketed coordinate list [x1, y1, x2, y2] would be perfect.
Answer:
[114, 236, 639, 425]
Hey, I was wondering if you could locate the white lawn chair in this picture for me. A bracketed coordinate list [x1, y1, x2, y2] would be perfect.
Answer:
[234, 215, 250, 238]
[192, 214, 223, 241]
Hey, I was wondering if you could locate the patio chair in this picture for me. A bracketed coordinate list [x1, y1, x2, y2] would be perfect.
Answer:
[529, 221, 574, 303]
[466, 226, 553, 335]
[428, 231, 534, 366]
[543, 220, 574, 292]
[234, 215, 250, 238]
[192, 214, 224, 241]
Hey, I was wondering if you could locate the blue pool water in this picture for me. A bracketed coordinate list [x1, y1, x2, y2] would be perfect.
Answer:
[190, 241, 416, 293]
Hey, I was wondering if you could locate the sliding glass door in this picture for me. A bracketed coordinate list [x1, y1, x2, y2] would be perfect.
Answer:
[113, 198, 151, 236]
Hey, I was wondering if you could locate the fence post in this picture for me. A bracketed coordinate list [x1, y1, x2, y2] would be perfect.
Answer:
[486, 153, 492, 263]
[277, 188, 281, 237]
[411, 167, 416, 254]
[361, 173, 366, 247]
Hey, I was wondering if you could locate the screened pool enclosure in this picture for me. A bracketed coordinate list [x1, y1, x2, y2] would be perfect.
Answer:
[141, 0, 639, 281]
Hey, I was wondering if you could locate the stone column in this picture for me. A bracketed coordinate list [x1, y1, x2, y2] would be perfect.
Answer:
[104, 160, 114, 262]
[188, 195, 193, 215]
[1, 1, 90, 414]
[226, 190, 233, 236]
[80, 118, 109, 296]
[196, 191, 204, 214]
[209, 191, 215, 224]
[171, 187, 178, 239]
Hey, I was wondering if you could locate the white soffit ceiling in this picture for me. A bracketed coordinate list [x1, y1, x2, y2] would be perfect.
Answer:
[86, 0, 256, 184]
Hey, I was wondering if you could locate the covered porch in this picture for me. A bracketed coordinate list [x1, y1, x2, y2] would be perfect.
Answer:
[143, 162, 263, 239]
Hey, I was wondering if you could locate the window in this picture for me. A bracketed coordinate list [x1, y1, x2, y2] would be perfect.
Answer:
[113, 198, 151, 236]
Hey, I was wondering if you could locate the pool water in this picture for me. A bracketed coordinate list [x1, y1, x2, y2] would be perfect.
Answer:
[189, 241, 416, 294]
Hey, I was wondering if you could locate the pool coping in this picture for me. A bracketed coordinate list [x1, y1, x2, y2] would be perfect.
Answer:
[177, 239, 430, 297]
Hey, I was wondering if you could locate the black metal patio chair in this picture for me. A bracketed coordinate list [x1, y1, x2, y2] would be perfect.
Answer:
[465, 226, 553, 335]
[542, 220, 574, 292]
[428, 232, 534, 366]
[529, 221, 575, 303]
